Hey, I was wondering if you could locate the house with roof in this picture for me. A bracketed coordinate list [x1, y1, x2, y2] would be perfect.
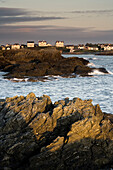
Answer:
[38, 40, 52, 47]
[55, 41, 64, 48]
[38, 40, 47, 47]
[78, 44, 86, 50]
[27, 41, 35, 48]
[11, 43, 20, 50]
[87, 46, 99, 51]
[66, 45, 75, 52]
[6, 46, 11, 50]
[103, 44, 113, 51]
[1, 45, 6, 50]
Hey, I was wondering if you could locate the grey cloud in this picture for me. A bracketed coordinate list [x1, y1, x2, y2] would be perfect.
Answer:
[0, 7, 65, 26]
[0, 7, 29, 16]
[0, 16, 64, 25]
[70, 9, 113, 14]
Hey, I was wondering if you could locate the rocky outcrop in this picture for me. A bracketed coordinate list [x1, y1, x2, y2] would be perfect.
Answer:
[74, 66, 109, 76]
[0, 48, 90, 81]
[0, 93, 113, 169]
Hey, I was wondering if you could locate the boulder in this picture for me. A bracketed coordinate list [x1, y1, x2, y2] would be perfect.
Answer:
[0, 93, 113, 169]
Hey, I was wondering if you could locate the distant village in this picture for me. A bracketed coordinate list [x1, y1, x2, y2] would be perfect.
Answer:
[0, 40, 113, 53]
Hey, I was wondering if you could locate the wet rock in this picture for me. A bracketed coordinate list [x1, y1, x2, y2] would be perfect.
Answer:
[0, 93, 113, 169]
[74, 65, 109, 76]
[96, 67, 109, 74]
[0, 49, 89, 80]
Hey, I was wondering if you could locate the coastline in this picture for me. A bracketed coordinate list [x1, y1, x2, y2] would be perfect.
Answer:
[62, 51, 113, 55]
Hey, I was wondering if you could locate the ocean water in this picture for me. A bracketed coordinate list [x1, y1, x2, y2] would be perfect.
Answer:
[0, 54, 113, 114]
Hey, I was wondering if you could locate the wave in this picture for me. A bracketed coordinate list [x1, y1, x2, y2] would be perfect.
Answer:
[107, 70, 113, 75]
[9, 78, 29, 82]
[87, 63, 95, 67]
[8, 75, 62, 82]
[93, 57, 98, 60]
[88, 69, 112, 76]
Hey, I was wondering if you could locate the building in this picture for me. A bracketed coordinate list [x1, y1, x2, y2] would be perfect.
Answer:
[55, 41, 64, 48]
[78, 44, 85, 50]
[11, 43, 20, 50]
[103, 44, 113, 51]
[6, 46, 11, 50]
[38, 40, 47, 47]
[21, 44, 27, 49]
[27, 41, 35, 48]
[6, 44, 11, 47]
[1, 45, 5, 50]
[87, 46, 99, 51]
[38, 40, 52, 47]
[66, 45, 75, 52]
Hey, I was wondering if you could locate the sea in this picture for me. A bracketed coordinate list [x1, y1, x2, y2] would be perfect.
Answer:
[0, 54, 113, 114]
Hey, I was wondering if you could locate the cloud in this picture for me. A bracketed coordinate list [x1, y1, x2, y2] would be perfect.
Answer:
[0, 7, 65, 26]
[0, 7, 29, 16]
[0, 25, 55, 33]
[0, 16, 64, 25]
[69, 9, 113, 14]
[0, 24, 113, 45]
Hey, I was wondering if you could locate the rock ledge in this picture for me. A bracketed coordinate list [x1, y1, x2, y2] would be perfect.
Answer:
[0, 93, 113, 169]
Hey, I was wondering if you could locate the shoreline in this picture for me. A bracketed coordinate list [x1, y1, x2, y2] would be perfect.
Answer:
[62, 51, 113, 55]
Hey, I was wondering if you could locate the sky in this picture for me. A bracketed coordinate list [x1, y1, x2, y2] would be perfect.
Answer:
[0, 0, 113, 45]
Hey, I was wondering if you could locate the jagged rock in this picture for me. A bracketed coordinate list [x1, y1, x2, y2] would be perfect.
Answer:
[0, 93, 113, 169]
[0, 49, 90, 80]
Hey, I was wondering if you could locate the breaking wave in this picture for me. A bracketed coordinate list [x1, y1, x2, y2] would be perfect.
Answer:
[88, 69, 112, 75]
[87, 62, 95, 67]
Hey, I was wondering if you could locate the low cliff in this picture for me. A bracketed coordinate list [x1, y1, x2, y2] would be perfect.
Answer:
[0, 93, 113, 169]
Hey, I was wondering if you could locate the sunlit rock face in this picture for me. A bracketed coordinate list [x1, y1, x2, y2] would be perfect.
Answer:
[0, 93, 113, 169]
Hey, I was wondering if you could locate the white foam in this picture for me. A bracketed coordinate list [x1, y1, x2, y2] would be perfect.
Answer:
[10, 78, 29, 82]
[83, 57, 88, 60]
[108, 70, 113, 75]
[88, 69, 108, 75]
[87, 63, 95, 67]
[93, 57, 98, 60]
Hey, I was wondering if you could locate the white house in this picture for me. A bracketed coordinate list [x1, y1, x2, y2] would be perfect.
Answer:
[66, 45, 75, 52]
[1, 45, 5, 50]
[87, 46, 98, 51]
[78, 44, 85, 50]
[38, 40, 52, 47]
[38, 40, 47, 47]
[55, 41, 64, 47]
[104, 44, 113, 51]
[6, 46, 11, 50]
[11, 43, 20, 50]
[27, 41, 34, 48]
